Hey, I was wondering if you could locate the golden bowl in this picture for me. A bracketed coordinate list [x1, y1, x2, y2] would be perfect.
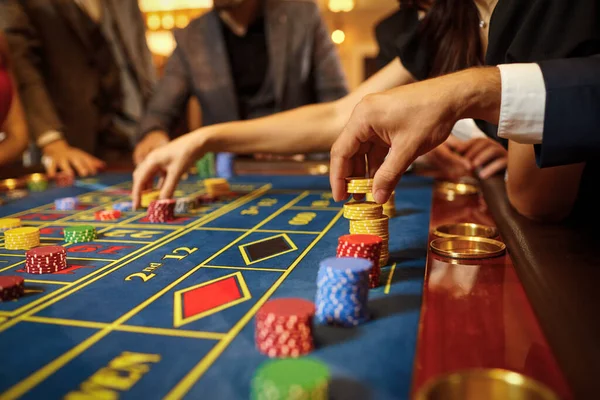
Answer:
[432, 223, 498, 239]
[430, 237, 506, 259]
[415, 369, 560, 400]
[0, 178, 24, 191]
[436, 181, 479, 196]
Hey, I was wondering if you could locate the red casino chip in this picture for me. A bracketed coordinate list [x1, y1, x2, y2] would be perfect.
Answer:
[25, 246, 68, 274]
[255, 298, 316, 358]
[337, 234, 383, 288]
[147, 199, 176, 223]
[0, 276, 25, 302]
[54, 172, 75, 188]
[95, 210, 122, 221]
[256, 298, 316, 322]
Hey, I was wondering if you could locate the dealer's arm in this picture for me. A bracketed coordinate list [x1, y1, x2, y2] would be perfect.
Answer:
[331, 59, 600, 222]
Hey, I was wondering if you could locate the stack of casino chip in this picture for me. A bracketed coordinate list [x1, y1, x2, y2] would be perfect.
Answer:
[54, 172, 75, 188]
[25, 246, 67, 274]
[349, 216, 389, 266]
[366, 191, 396, 217]
[0, 276, 25, 302]
[4, 227, 40, 250]
[95, 209, 121, 221]
[140, 190, 160, 208]
[55, 197, 79, 211]
[255, 298, 315, 358]
[315, 257, 371, 327]
[204, 178, 230, 197]
[343, 201, 383, 220]
[175, 196, 197, 214]
[337, 234, 383, 288]
[147, 199, 176, 223]
[195, 153, 216, 178]
[251, 358, 329, 400]
[26, 174, 48, 192]
[0, 218, 21, 233]
[345, 177, 373, 194]
[64, 225, 96, 243]
[112, 201, 133, 212]
[196, 193, 218, 205]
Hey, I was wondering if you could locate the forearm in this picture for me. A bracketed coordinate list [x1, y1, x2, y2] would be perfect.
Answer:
[450, 67, 502, 124]
[200, 100, 344, 155]
[192, 58, 412, 157]
[506, 141, 585, 222]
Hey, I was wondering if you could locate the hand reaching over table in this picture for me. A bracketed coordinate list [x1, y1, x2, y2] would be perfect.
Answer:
[329, 68, 501, 203]
[42, 139, 105, 178]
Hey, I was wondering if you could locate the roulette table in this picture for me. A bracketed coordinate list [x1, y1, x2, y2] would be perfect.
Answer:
[0, 166, 582, 399]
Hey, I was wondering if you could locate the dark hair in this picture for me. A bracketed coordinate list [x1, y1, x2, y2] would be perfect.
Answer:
[401, 0, 483, 76]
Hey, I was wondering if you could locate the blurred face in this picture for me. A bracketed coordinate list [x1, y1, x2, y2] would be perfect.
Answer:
[213, 0, 246, 10]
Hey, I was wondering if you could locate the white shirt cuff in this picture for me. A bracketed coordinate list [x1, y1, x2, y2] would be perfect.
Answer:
[37, 130, 64, 148]
[497, 64, 546, 144]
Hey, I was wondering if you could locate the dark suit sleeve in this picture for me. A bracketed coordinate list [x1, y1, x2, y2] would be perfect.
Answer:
[534, 56, 600, 167]
[137, 43, 191, 140]
[310, 9, 348, 103]
[0, 0, 64, 143]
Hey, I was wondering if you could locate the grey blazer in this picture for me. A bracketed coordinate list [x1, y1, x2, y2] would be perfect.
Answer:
[138, 0, 348, 139]
[0, 0, 156, 154]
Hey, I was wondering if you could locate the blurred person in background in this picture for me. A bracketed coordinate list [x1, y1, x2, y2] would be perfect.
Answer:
[0, 31, 28, 167]
[0, 0, 156, 177]
[133, 0, 348, 174]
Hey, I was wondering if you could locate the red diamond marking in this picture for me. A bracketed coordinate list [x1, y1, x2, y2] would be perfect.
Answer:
[183, 275, 242, 318]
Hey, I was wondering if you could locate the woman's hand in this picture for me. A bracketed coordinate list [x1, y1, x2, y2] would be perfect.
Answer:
[454, 137, 508, 179]
[132, 133, 204, 208]
[42, 139, 105, 178]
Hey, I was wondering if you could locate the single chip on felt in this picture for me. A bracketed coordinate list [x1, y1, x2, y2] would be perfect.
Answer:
[0, 276, 25, 302]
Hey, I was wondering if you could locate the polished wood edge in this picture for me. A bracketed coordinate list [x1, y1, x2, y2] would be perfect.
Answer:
[479, 176, 596, 399]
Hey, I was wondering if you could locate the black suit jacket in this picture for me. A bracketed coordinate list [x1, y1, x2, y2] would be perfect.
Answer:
[138, 0, 347, 140]
[536, 56, 600, 168]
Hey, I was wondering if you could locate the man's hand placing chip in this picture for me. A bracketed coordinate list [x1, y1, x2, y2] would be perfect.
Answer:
[329, 67, 501, 204]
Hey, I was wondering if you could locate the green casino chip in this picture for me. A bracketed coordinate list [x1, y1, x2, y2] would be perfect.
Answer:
[251, 358, 329, 400]
[64, 225, 96, 243]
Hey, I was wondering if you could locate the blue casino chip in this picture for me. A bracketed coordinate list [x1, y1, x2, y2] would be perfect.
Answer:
[112, 201, 133, 212]
[54, 197, 79, 211]
[315, 257, 372, 327]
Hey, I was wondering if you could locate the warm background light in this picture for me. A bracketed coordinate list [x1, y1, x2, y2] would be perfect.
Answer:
[328, 0, 354, 12]
[146, 31, 176, 56]
[331, 29, 345, 44]
[139, 0, 213, 12]
[139, 0, 400, 89]
[161, 14, 175, 30]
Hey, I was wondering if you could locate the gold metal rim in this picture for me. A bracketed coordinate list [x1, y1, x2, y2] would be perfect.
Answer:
[24, 173, 47, 183]
[432, 223, 498, 239]
[430, 236, 506, 259]
[414, 368, 560, 400]
[0, 178, 25, 192]
[436, 181, 479, 195]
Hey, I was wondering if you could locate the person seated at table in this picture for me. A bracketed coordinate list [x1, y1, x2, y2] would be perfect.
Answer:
[0, 32, 28, 166]
[133, 0, 349, 171]
[0, 0, 156, 177]
[131, 0, 596, 220]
